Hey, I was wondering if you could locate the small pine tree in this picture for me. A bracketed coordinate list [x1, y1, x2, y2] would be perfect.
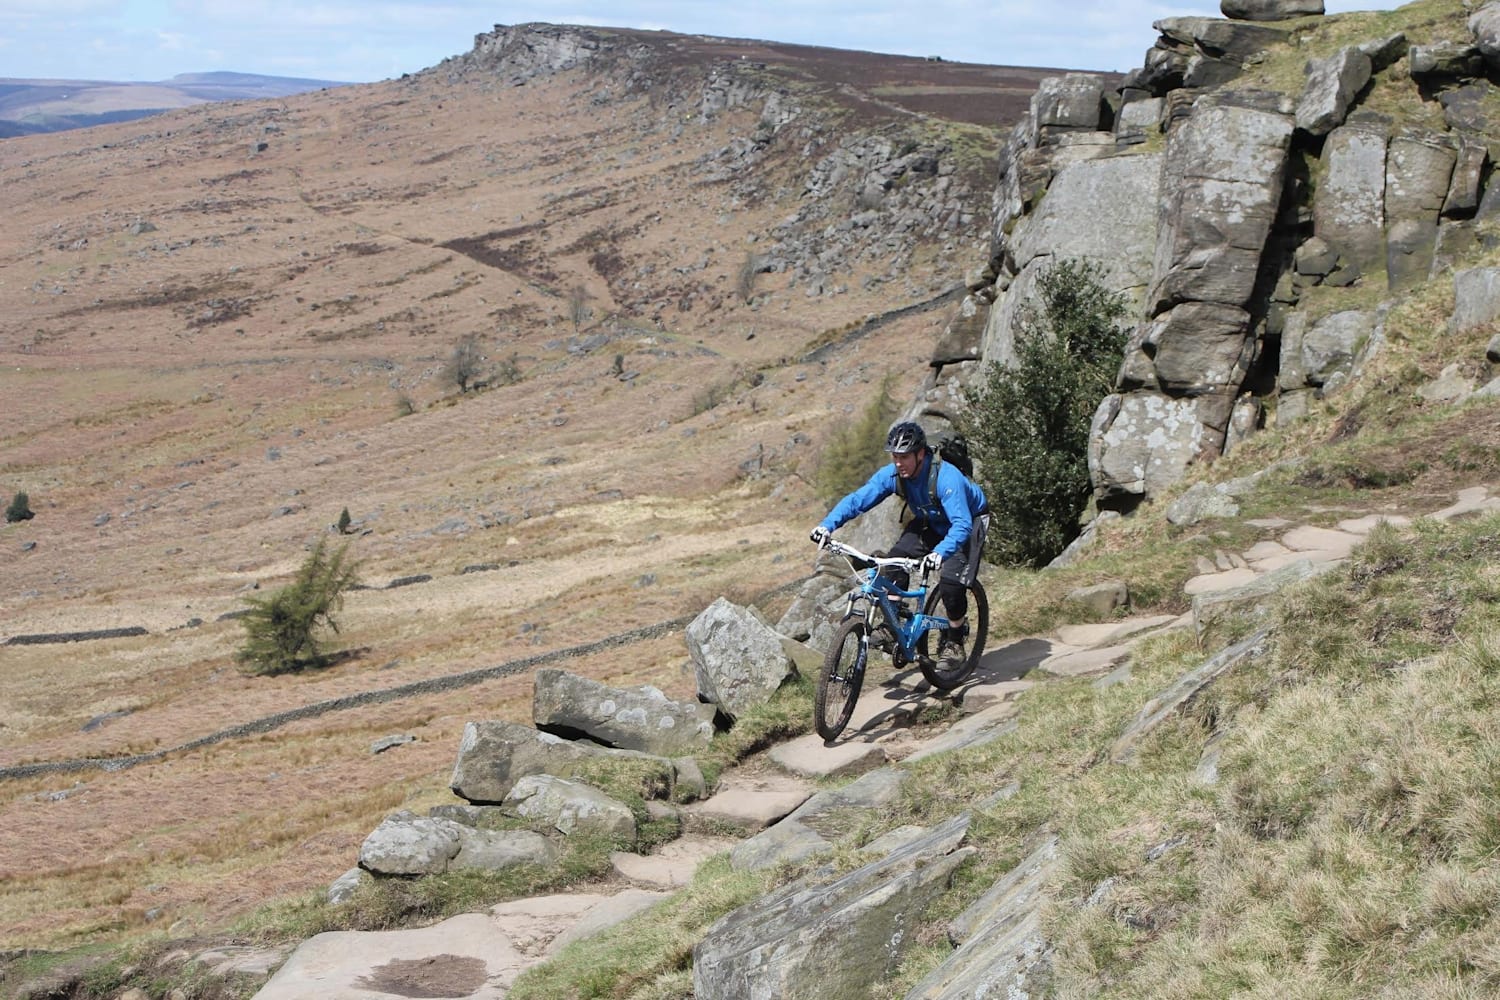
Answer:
[961, 258, 1128, 568]
[5, 491, 34, 523]
[237, 539, 360, 675]
[336, 507, 352, 534]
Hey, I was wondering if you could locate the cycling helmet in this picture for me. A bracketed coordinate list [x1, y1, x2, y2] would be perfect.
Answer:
[885, 421, 927, 455]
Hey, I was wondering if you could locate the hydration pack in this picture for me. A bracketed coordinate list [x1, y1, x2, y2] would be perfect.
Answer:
[934, 434, 973, 480]
[900, 434, 976, 528]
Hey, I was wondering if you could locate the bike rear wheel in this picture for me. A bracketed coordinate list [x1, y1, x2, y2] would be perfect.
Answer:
[918, 579, 988, 691]
[815, 618, 868, 741]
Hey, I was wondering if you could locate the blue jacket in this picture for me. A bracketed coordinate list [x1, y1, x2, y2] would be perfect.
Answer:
[819, 453, 987, 559]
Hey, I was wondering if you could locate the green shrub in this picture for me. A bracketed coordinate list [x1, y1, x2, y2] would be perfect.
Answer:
[5, 490, 34, 522]
[814, 373, 899, 506]
[336, 507, 352, 534]
[237, 539, 361, 675]
[961, 258, 1127, 567]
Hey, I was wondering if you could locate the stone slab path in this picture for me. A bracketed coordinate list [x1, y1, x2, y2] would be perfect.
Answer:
[246, 485, 1500, 999]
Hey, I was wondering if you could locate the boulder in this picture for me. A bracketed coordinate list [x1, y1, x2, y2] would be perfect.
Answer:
[1166, 482, 1242, 525]
[1472, 2, 1500, 73]
[1092, 389, 1218, 500]
[1112, 629, 1274, 763]
[1443, 139, 1487, 218]
[1451, 267, 1500, 331]
[1131, 44, 1191, 96]
[1314, 120, 1388, 272]
[358, 812, 463, 876]
[693, 815, 974, 1000]
[1418, 363, 1477, 404]
[1221, 0, 1323, 20]
[1223, 394, 1262, 455]
[1299, 310, 1377, 388]
[909, 837, 1059, 999]
[1439, 83, 1498, 139]
[730, 819, 832, 872]
[1295, 47, 1372, 137]
[983, 153, 1160, 368]
[532, 667, 716, 757]
[1409, 41, 1484, 81]
[1063, 581, 1130, 616]
[327, 867, 369, 905]
[450, 827, 558, 871]
[1115, 95, 1164, 145]
[785, 766, 907, 840]
[1359, 33, 1409, 73]
[450, 720, 673, 804]
[1149, 98, 1295, 313]
[686, 597, 797, 721]
[502, 774, 638, 843]
[1154, 18, 1290, 64]
[1029, 74, 1108, 145]
[930, 293, 988, 365]
[1185, 54, 1246, 90]
[1090, 391, 1238, 501]
[1385, 130, 1457, 290]
[1293, 236, 1339, 278]
[1122, 301, 1255, 394]
[774, 571, 846, 642]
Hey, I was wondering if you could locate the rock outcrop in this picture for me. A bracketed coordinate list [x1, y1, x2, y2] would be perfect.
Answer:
[686, 596, 798, 721]
[938, 0, 1500, 510]
[448, 23, 990, 306]
[533, 667, 717, 757]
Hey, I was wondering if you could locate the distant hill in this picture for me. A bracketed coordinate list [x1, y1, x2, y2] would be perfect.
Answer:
[0, 71, 352, 137]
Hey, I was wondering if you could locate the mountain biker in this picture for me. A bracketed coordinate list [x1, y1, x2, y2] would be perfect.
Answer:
[810, 420, 988, 668]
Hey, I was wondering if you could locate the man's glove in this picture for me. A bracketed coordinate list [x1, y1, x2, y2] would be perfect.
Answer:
[920, 552, 943, 576]
[810, 526, 831, 547]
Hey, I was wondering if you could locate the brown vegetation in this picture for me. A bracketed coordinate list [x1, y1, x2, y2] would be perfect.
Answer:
[0, 28, 963, 951]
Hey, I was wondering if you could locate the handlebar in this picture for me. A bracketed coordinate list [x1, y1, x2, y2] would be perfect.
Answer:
[816, 537, 926, 576]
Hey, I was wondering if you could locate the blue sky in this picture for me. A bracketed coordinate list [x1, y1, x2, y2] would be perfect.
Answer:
[0, 0, 1407, 84]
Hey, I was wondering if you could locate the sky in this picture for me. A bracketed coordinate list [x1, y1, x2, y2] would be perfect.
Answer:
[0, 0, 1409, 85]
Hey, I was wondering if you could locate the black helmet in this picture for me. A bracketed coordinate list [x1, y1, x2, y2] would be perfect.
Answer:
[885, 421, 926, 455]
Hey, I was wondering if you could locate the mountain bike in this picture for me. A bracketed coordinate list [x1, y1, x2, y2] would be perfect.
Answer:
[811, 537, 988, 741]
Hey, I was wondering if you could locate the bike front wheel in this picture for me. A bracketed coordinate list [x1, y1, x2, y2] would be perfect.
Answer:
[815, 617, 868, 741]
[918, 579, 989, 691]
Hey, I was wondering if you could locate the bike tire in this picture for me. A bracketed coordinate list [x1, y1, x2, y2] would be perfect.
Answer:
[918, 579, 988, 691]
[815, 618, 868, 741]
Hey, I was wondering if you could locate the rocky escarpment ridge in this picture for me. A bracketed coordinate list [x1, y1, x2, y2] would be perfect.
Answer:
[913, 0, 1500, 513]
[441, 23, 990, 303]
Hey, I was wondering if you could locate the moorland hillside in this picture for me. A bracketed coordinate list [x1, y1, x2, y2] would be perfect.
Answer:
[0, 23, 1056, 952]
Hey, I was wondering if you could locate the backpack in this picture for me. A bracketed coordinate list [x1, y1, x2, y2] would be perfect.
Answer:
[900, 434, 976, 526]
[935, 434, 973, 480]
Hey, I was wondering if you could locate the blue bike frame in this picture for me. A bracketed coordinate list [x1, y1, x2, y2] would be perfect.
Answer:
[829, 541, 951, 664]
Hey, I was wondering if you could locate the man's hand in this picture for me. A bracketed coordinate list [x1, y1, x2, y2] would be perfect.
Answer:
[810, 526, 830, 547]
[920, 552, 943, 576]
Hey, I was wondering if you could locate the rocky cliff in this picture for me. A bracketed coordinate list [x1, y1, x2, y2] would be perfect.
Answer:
[437, 23, 1043, 309]
[916, 0, 1500, 520]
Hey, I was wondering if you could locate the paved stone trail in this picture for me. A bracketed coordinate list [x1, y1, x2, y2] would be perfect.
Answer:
[248, 486, 1500, 999]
